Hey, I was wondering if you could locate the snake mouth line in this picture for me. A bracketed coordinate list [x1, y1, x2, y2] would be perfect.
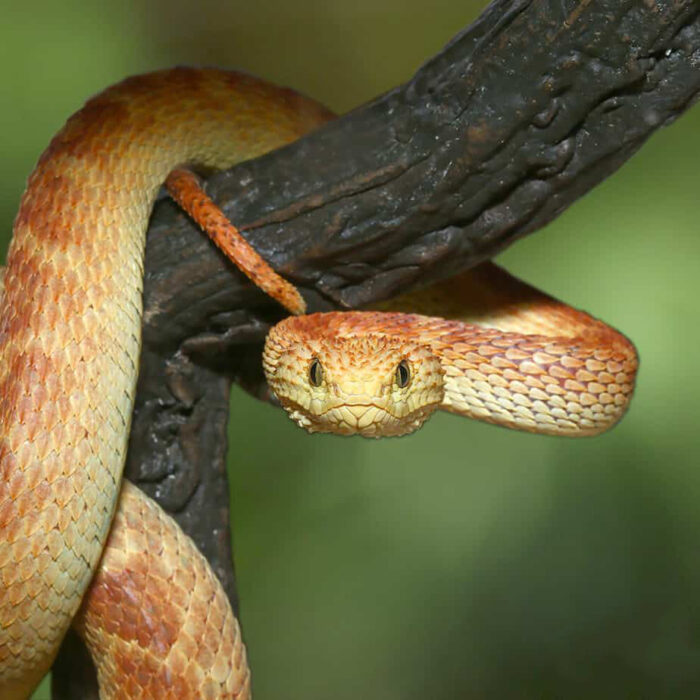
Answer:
[318, 402, 398, 418]
[280, 397, 409, 423]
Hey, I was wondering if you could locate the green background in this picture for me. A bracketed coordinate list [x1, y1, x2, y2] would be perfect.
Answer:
[2, 2, 698, 698]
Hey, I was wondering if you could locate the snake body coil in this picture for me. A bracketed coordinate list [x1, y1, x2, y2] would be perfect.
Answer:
[0, 68, 331, 699]
[0, 68, 638, 698]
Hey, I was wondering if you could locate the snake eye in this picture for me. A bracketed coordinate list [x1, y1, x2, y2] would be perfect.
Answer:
[309, 358, 323, 387]
[395, 360, 411, 388]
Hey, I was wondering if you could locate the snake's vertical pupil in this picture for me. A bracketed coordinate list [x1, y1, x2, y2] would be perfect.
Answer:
[309, 358, 323, 386]
[396, 360, 411, 388]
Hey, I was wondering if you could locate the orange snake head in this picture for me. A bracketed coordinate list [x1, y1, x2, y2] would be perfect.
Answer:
[263, 313, 445, 437]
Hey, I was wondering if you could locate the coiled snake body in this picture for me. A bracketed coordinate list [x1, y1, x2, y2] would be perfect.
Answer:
[0, 69, 638, 698]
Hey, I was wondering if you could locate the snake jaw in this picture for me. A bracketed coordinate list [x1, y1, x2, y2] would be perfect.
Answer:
[280, 397, 440, 438]
[318, 401, 440, 438]
[263, 313, 445, 438]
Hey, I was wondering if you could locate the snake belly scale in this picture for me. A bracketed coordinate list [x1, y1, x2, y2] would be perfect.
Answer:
[0, 68, 638, 698]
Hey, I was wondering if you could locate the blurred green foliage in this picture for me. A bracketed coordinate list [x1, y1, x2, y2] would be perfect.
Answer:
[2, 1, 698, 698]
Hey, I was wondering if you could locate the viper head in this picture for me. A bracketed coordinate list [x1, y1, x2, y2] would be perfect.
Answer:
[263, 313, 444, 437]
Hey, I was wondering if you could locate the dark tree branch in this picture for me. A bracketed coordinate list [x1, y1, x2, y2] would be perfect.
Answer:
[53, 1, 700, 697]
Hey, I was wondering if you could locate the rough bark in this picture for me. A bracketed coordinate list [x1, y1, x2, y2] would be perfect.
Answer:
[52, 0, 700, 697]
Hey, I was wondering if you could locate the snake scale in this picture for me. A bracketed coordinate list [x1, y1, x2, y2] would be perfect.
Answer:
[0, 68, 638, 698]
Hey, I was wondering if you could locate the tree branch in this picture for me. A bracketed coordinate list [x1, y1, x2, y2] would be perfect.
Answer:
[52, 1, 700, 696]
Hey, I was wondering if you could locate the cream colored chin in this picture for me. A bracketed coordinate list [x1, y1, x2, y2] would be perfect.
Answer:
[281, 398, 436, 438]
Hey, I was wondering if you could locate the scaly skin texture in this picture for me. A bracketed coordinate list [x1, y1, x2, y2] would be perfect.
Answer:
[0, 68, 333, 699]
[264, 262, 638, 437]
[74, 483, 250, 699]
[0, 66, 639, 699]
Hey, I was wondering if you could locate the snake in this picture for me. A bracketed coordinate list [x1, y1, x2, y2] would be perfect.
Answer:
[0, 68, 638, 699]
